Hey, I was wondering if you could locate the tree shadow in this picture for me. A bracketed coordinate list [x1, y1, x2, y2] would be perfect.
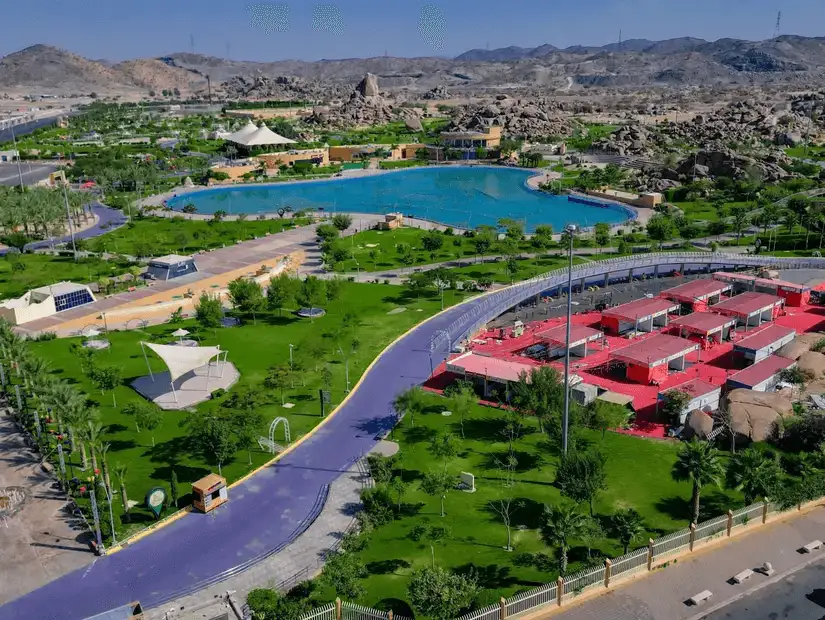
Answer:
[151, 463, 210, 484]
[107, 439, 137, 452]
[454, 563, 530, 589]
[398, 502, 424, 518]
[805, 588, 825, 609]
[402, 426, 438, 444]
[510, 497, 545, 530]
[460, 417, 507, 442]
[655, 490, 734, 523]
[482, 450, 543, 473]
[373, 599, 414, 617]
[366, 559, 412, 575]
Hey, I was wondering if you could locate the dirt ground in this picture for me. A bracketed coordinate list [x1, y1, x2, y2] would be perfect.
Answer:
[0, 409, 94, 606]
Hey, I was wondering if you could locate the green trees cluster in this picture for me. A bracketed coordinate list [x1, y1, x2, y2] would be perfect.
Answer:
[0, 186, 92, 248]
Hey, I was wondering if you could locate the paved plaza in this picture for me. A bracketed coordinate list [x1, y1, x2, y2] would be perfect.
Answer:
[0, 410, 93, 606]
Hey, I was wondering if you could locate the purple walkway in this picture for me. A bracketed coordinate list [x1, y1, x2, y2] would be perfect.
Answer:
[2, 252, 823, 619]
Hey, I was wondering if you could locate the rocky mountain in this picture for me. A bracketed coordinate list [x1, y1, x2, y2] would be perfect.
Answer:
[5, 35, 825, 96]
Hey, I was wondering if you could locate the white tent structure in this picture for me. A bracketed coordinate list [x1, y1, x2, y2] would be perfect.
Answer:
[140, 342, 229, 403]
[227, 123, 296, 148]
[225, 121, 259, 144]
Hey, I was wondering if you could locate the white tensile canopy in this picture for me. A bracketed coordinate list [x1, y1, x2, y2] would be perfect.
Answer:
[229, 124, 296, 147]
[225, 121, 258, 143]
[140, 341, 228, 402]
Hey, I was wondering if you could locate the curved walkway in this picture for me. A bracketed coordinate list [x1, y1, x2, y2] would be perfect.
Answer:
[3, 252, 825, 620]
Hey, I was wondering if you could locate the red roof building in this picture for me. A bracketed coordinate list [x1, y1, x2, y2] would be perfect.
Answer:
[446, 353, 536, 398]
[733, 325, 796, 363]
[727, 355, 796, 392]
[661, 279, 732, 312]
[713, 272, 812, 307]
[658, 378, 722, 424]
[670, 313, 737, 349]
[711, 292, 785, 328]
[535, 324, 604, 358]
[601, 298, 679, 335]
[609, 334, 699, 385]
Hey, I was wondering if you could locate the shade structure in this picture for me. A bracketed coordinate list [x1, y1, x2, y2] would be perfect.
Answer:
[227, 123, 296, 147]
[142, 342, 222, 383]
[171, 328, 190, 338]
[225, 121, 258, 143]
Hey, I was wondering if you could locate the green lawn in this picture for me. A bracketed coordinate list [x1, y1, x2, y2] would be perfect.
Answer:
[332, 229, 534, 274]
[28, 282, 469, 538]
[0, 253, 138, 299]
[87, 215, 312, 257]
[379, 160, 429, 170]
[785, 145, 825, 161]
[319, 392, 742, 610]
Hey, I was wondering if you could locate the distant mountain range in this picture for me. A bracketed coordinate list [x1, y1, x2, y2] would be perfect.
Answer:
[2, 35, 825, 96]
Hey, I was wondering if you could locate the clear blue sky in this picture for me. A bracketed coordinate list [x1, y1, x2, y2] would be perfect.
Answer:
[2, 0, 823, 61]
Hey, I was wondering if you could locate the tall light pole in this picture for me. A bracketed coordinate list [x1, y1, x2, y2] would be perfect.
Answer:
[562, 224, 577, 455]
[10, 123, 24, 191]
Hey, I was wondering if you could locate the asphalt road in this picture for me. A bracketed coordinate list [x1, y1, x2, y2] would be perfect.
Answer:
[0, 161, 57, 186]
[700, 560, 825, 620]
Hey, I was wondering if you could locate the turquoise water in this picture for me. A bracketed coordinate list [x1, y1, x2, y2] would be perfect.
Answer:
[166, 167, 632, 231]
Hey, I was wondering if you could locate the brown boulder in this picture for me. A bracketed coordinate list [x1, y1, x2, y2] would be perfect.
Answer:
[777, 333, 825, 361]
[356, 73, 380, 98]
[684, 410, 714, 440]
[798, 351, 825, 378]
[726, 389, 792, 442]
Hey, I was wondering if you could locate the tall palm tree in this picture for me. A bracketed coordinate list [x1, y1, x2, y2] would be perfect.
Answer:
[114, 463, 130, 516]
[671, 440, 725, 524]
[611, 508, 646, 554]
[84, 421, 104, 476]
[541, 504, 588, 575]
[725, 448, 780, 505]
[393, 386, 425, 428]
[99, 442, 113, 495]
[65, 404, 97, 470]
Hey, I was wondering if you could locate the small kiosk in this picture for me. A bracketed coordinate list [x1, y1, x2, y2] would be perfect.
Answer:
[192, 473, 228, 513]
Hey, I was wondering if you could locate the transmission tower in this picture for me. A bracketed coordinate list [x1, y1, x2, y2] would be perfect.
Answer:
[189, 34, 195, 55]
[226, 41, 231, 60]
[774, 11, 781, 39]
[618, 29, 623, 52]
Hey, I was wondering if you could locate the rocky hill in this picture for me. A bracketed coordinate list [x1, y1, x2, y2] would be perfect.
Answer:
[4, 36, 825, 96]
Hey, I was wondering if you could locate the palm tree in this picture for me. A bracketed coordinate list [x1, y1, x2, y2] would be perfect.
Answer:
[671, 440, 725, 524]
[84, 420, 104, 476]
[612, 508, 646, 554]
[541, 504, 588, 575]
[65, 404, 97, 470]
[99, 442, 113, 495]
[725, 448, 780, 505]
[393, 386, 425, 428]
[114, 463, 130, 517]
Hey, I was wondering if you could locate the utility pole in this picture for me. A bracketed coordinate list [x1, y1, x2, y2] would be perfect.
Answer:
[561, 224, 577, 455]
[207, 75, 212, 104]
[10, 123, 24, 191]
[190, 33, 195, 55]
[774, 11, 782, 39]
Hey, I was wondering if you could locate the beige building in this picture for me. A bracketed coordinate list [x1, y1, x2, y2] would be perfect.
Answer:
[440, 125, 502, 150]
[256, 148, 330, 169]
[0, 282, 96, 326]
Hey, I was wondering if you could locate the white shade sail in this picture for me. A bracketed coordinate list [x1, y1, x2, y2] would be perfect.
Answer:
[143, 342, 222, 383]
[171, 328, 190, 337]
[229, 124, 296, 147]
[225, 121, 258, 143]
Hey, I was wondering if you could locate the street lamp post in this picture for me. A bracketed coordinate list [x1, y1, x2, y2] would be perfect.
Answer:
[289, 344, 294, 370]
[562, 224, 577, 455]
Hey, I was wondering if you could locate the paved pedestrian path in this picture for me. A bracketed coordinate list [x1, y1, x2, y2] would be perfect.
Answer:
[148, 464, 367, 620]
[539, 504, 825, 620]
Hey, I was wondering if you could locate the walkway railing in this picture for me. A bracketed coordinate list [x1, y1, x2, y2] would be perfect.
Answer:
[295, 496, 813, 620]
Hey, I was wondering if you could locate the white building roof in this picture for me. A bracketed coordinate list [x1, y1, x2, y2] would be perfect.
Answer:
[149, 254, 194, 266]
[31, 281, 90, 296]
[225, 121, 258, 143]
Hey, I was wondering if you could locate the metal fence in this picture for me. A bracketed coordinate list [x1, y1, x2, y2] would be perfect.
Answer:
[504, 583, 557, 617]
[609, 547, 649, 580]
[342, 602, 412, 620]
[731, 503, 764, 530]
[651, 527, 691, 561]
[693, 514, 729, 543]
[455, 602, 501, 620]
[561, 564, 605, 603]
[301, 602, 337, 620]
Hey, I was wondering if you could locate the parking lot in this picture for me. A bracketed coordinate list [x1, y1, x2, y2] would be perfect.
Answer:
[0, 162, 57, 186]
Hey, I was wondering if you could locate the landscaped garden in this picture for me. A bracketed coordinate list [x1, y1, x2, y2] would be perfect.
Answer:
[10, 279, 470, 542]
[0, 253, 138, 298]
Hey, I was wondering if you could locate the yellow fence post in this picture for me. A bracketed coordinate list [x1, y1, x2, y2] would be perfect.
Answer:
[647, 538, 655, 570]
[335, 598, 342, 620]
[557, 576, 564, 606]
[726, 509, 734, 537]
[388, 611, 393, 620]
[499, 597, 506, 620]
[604, 559, 612, 588]
[763, 498, 769, 524]
[689, 523, 696, 551]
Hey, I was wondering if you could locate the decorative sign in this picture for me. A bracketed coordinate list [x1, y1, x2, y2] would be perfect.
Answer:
[321, 390, 331, 404]
[145, 487, 167, 519]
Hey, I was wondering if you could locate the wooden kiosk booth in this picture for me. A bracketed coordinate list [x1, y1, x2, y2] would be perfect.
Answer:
[192, 473, 228, 513]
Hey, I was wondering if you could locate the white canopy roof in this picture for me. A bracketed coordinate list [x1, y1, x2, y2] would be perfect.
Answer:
[143, 342, 222, 383]
[229, 124, 296, 147]
[225, 121, 258, 143]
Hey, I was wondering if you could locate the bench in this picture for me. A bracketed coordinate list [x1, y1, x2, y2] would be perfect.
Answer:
[689, 590, 713, 605]
[802, 540, 823, 553]
[732, 569, 754, 584]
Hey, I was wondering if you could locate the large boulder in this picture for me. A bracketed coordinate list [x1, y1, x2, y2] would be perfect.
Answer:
[404, 116, 423, 132]
[726, 389, 792, 442]
[684, 410, 714, 440]
[356, 73, 380, 98]
[798, 351, 825, 378]
[777, 333, 825, 361]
